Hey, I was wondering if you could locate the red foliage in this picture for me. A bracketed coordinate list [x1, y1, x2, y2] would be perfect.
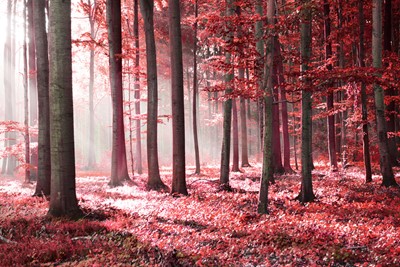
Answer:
[1, 165, 400, 266]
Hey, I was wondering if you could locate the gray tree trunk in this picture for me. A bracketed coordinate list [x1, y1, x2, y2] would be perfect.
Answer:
[358, 0, 372, 182]
[48, 0, 81, 217]
[219, 0, 234, 190]
[33, 0, 51, 197]
[372, 0, 397, 186]
[297, 0, 315, 203]
[140, 0, 167, 190]
[107, 0, 130, 186]
[169, 0, 188, 195]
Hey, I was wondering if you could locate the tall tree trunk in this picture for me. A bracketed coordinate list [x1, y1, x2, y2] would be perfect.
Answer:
[169, 0, 188, 195]
[324, 0, 338, 171]
[33, 0, 51, 197]
[27, 0, 38, 180]
[272, 79, 284, 175]
[107, 0, 130, 186]
[255, 0, 264, 156]
[276, 41, 293, 173]
[48, 0, 81, 217]
[383, 0, 398, 166]
[88, 0, 96, 169]
[192, 0, 200, 175]
[232, 99, 240, 172]
[258, 0, 275, 214]
[372, 0, 397, 186]
[2, 0, 16, 176]
[23, 0, 31, 184]
[219, 0, 234, 190]
[337, 0, 347, 167]
[236, 6, 250, 168]
[140, 0, 167, 190]
[239, 82, 250, 167]
[358, 0, 372, 182]
[134, 0, 143, 174]
[297, 0, 315, 203]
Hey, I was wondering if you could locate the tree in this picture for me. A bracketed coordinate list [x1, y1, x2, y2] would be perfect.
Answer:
[133, 0, 143, 175]
[323, 0, 338, 171]
[107, 0, 130, 186]
[258, 0, 275, 214]
[27, 0, 38, 180]
[232, 99, 240, 172]
[23, 0, 30, 184]
[169, 0, 188, 195]
[236, 6, 250, 168]
[219, 0, 234, 190]
[192, 0, 201, 175]
[140, 0, 167, 190]
[2, 0, 16, 176]
[358, 0, 372, 183]
[48, 0, 81, 217]
[372, 0, 397, 187]
[297, 0, 315, 203]
[87, 0, 97, 169]
[33, 0, 51, 197]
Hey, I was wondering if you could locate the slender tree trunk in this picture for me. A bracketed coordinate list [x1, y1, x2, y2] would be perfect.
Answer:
[276, 41, 293, 173]
[2, 0, 16, 176]
[33, 0, 51, 197]
[383, 0, 398, 166]
[372, 0, 397, 186]
[88, 0, 96, 169]
[134, 0, 143, 174]
[337, 0, 348, 167]
[140, 0, 166, 190]
[297, 0, 315, 203]
[48, 0, 81, 217]
[239, 85, 250, 167]
[219, 0, 234, 189]
[107, 0, 130, 186]
[258, 0, 275, 214]
[27, 0, 38, 180]
[192, 0, 200, 174]
[169, 0, 188, 195]
[255, 0, 264, 156]
[358, 0, 372, 182]
[324, 0, 338, 171]
[232, 99, 240, 172]
[272, 79, 284, 175]
[23, 0, 30, 184]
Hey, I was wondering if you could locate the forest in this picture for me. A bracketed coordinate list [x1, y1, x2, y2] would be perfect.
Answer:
[0, 0, 399, 266]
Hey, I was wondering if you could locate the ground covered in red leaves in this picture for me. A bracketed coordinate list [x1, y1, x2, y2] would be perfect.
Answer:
[0, 164, 400, 266]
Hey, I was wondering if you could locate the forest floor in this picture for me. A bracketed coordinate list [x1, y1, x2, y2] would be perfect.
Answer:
[0, 163, 400, 266]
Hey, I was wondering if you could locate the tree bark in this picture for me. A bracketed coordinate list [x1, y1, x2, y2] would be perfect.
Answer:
[297, 0, 315, 203]
[23, 0, 31, 184]
[27, 0, 38, 180]
[33, 0, 51, 197]
[107, 0, 130, 186]
[134, 0, 143, 174]
[169, 0, 188, 195]
[324, 0, 338, 171]
[258, 0, 275, 214]
[88, 0, 96, 169]
[219, 0, 234, 189]
[358, 0, 372, 183]
[48, 0, 81, 217]
[232, 99, 240, 172]
[383, 0, 398, 166]
[192, 0, 200, 175]
[140, 0, 167, 190]
[372, 0, 397, 186]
